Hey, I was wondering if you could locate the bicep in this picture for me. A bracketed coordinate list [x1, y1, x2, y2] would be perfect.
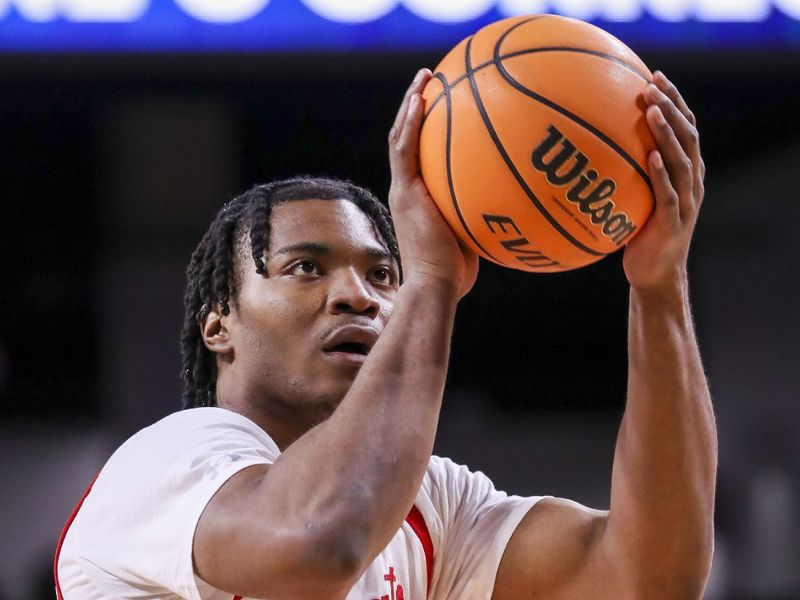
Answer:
[193, 464, 350, 599]
[492, 497, 622, 600]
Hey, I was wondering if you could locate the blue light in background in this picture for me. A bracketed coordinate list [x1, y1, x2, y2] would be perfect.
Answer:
[1, 0, 799, 52]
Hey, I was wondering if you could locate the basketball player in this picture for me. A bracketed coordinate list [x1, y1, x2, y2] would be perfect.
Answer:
[55, 68, 716, 599]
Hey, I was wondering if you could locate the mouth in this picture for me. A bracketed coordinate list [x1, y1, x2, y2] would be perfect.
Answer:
[322, 326, 379, 367]
[326, 341, 370, 356]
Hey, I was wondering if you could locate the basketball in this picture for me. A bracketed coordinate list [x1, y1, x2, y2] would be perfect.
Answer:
[419, 14, 656, 272]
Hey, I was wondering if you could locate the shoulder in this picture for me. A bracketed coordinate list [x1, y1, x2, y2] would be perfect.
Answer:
[56, 408, 280, 598]
[68, 407, 280, 536]
[110, 407, 280, 468]
[135, 406, 275, 444]
[418, 455, 545, 528]
[423, 454, 475, 484]
[84, 407, 280, 509]
[69, 407, 279, 518]
[421, 455, 510, 504]
[416, 457, 548, 599]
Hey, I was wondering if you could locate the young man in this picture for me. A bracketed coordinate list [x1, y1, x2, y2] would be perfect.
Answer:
[56, 69, 716, 599]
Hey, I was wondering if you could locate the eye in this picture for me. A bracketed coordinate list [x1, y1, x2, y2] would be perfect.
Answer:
[289, 260, 321, 277]
[370, 265, 397, 286]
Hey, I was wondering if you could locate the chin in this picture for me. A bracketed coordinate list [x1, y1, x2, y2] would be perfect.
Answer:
[304, 381, 350, 418]
[298, 363, 360, 421]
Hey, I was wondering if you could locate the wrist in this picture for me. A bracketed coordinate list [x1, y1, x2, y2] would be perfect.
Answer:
[629, 265, 688, 298]
[629, 276, 691, 322]
[399, 272, 461, 306]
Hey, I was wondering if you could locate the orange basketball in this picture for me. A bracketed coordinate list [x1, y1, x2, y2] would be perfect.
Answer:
[419, 14, 656, 272]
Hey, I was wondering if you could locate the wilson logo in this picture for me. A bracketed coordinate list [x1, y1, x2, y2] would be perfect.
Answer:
[531, 125, 637, 246]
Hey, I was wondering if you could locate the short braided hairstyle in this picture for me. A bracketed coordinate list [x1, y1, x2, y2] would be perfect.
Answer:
[180, 176, 400, 409]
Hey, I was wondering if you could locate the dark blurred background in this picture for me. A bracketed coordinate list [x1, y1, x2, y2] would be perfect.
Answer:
[1, 2, 799, 598]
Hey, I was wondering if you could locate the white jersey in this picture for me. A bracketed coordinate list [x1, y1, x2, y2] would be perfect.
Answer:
[56, 408, 543, 600]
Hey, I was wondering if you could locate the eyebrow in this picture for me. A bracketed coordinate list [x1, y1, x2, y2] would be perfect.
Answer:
[271, 242, 393, 261]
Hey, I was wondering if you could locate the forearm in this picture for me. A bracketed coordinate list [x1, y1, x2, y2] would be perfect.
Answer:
[259, 277, 457, 573]
[608, 280, 717, 589]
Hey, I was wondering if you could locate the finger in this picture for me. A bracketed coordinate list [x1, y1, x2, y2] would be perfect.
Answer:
[646, 104, 693, 219]
[653, 71, 696, 127]
[644, 82, 701, 172]
[389, 69, 431, 152]
[655, 72, 706, 182]
[391, 93, 424, 183]
[648, 150, 681, 229]
[650, 72, 705, 180]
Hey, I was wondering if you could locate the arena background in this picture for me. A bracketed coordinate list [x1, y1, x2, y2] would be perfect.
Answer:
[0, 1, 798, 598]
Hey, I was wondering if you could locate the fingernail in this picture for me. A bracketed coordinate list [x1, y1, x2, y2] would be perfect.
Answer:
[414, 69, 425, 82]
[653, 151, 663, 169]
[648, 83, 663, 100]
[651, 105, 666, 124]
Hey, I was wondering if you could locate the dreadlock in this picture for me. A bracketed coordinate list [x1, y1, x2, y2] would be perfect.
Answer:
[180, 176, 400, 409]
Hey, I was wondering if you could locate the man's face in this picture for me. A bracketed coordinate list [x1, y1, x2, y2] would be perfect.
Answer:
[223, 198, 399, 425]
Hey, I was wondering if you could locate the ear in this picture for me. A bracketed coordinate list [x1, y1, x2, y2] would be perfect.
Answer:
[200, 303, 234, 356]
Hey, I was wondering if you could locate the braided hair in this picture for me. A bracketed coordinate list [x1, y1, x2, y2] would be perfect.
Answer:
[180, 176, 400, 409]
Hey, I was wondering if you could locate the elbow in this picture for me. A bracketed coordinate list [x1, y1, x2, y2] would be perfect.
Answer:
[647, 572, 712, 600]
[264, 515, 371, 595]
[687, 545, 715, 599]
[241, 523, 370, 599]
[307, 519, 372, 583]
[630, 568, 712, 600]
[636, 539, 715, 600]
[681, 523, 716, 595]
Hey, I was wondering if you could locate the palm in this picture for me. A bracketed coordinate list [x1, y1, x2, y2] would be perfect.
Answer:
[622, 207, 687, 291]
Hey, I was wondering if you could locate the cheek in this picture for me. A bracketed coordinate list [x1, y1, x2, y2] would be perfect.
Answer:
[378, 292, 396, 322]
[239, 294, 318, 359]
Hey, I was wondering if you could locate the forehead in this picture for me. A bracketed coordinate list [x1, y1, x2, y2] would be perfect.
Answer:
[267, 198, 387, 254]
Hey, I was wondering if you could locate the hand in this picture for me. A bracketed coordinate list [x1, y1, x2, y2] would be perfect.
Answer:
[623, 71, 706, 292]
[388, 68, 479, 299]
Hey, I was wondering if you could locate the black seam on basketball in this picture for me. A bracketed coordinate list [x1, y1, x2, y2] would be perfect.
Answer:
[464, 35, 604, 259]
[434, 69, 498, 262]
[425, 47, 646, 120]
[425, 21, 650, 126]
[495, 16, 649, 83]
[423, 16, 546, 120]
[425, 46, 649, 121]
[493, 19, 653, 192]
[501, 46, 649, 81]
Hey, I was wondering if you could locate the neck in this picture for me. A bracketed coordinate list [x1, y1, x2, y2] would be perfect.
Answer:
[220, 400, 302, 451]
[215, 377, 335, 452]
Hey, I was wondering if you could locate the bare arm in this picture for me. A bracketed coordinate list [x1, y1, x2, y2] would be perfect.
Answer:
[607, 71, 717, 595]
[494, 71, 717, 599]
[193, 70, 479, 599]
[607, 276, 716, 595]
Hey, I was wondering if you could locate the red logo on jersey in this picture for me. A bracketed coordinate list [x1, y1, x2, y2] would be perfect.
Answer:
[371, 566, 404, 600]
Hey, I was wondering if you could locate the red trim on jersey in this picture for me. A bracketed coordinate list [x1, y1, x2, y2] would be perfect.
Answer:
[54, 472, 100, 600]
[405, 505, 434, 597]
[235, 506, 434, 600]
[53, 476, 433, 600]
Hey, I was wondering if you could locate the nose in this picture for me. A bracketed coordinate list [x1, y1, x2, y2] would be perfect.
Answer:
[326, 268, 380, 318]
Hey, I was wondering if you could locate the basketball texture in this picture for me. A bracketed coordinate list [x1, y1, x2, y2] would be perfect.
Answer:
[419, 14, 656, 272]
